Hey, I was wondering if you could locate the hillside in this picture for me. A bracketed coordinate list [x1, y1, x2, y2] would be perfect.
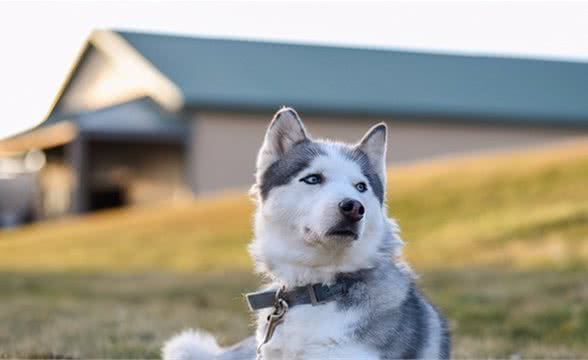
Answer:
[1, 140, 587, 272]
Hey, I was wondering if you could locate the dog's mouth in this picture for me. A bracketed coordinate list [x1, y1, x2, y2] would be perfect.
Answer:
[325, 226, 358, 240]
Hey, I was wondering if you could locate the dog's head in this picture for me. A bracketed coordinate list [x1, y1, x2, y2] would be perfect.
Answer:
[250, 108, 400, 281]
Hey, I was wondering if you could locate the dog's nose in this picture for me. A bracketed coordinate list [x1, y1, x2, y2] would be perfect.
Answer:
[338, 198, 365, 222]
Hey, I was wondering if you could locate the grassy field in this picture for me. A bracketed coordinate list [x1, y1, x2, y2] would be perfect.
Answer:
[1, 140, 588, 358]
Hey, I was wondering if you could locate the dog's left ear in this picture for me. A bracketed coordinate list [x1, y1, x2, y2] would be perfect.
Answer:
[357, 123, 387, 179]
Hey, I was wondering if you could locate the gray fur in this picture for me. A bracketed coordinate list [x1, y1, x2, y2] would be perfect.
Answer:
[328, 226, 450, 359]
[340, 145, 385, 204]
[259, 140, 384, 203]
[258, 110, 384, 202]
[342, 265, 430, 359]
[259, 139, 325, 199]
[439, 309, 452, 359]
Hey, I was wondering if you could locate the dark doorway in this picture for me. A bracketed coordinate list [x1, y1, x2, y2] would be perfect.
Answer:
[89, 186, 126, 211]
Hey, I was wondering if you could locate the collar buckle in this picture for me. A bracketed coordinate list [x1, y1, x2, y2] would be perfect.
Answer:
[307, 284, 326, 306]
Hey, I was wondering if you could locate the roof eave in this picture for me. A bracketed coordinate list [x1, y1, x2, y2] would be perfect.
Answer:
[0, 121, 78, 155]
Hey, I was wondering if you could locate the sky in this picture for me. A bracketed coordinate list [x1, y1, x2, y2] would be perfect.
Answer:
[1, 0, 587, 139]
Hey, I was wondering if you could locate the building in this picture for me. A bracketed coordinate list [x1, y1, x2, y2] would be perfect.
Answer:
[1, 30, 587, 221]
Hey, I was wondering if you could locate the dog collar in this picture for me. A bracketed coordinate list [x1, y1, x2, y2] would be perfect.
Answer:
[245, 277, 359, 311]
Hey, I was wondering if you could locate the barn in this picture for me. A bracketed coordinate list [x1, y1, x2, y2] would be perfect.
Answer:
[1, 29, 586, 222]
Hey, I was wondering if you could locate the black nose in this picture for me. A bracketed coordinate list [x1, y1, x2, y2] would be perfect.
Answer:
[338, 198, 365, 222]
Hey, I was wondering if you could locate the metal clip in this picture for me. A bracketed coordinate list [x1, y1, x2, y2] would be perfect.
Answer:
[307, 284, 326, 306]
[256, 286, 289, 358]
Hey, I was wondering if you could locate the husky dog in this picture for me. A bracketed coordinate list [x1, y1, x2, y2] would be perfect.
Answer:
[162, 108, 450, 360]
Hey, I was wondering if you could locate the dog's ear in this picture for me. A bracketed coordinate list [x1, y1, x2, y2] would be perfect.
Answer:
[256, 107, 308, 171]
[356, 123, 387, 179]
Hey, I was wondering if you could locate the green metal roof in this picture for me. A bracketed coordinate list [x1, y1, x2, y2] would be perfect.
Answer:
[117, 31, 588, 126]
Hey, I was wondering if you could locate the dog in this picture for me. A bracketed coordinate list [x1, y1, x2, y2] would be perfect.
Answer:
[162, 108, 450, 359]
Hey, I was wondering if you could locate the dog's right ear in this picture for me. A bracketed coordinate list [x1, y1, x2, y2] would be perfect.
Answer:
[256, 107, 308, 171]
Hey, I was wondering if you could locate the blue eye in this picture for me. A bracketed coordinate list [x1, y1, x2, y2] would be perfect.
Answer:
[300, 174, 323, 185]
[355, 182, 367, 192]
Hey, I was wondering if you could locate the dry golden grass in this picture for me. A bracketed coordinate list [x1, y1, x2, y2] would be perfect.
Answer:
[1, 139, 587, 272]
[0, 194, 254, 272]
[391, 140, 588, 270]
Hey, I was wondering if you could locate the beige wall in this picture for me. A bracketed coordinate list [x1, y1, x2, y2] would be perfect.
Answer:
[190, 112, 583, 194]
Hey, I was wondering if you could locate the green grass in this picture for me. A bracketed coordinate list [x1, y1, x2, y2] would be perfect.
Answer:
[0, 272, 258, 359]
[2, 270, 587, 359]
[1, 140, 588, 358]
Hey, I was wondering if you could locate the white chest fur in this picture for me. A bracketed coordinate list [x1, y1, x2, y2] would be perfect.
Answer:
[256, 302, 378, 360]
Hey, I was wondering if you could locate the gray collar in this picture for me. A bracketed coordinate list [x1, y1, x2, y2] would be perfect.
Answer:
[245, 277, 360, 311]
